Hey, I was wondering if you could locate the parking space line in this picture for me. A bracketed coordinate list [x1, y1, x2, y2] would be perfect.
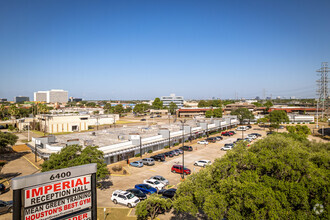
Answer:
[149, 169, 157, 172]
[23, 156, 41, 170]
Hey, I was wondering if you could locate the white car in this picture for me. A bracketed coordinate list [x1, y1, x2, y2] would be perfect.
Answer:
[247, 134, 257, 139]
[236, 126, 248, 131]
[221, 144, 233, 151]
[143, 179, 165, 190]
[194, 160, 212, 167]
[111, 190, 140, 208]
[197, 140, 209, 145]
[149, 175, 169, 186]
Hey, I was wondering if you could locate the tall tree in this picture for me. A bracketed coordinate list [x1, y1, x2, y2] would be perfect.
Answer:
[136, 194, 172, 220]
[230, 108, 254, 124]
[173, 134, 329, 219]
[114, 104, 124, 114]
[269, 110, 289, 129]
[213, 108, 223, 118]
[0, 104, 5, 119]
[152, 98, 163, 110]
[8, 105, 19, 119]
[41, 145, 109, 181]
[169, 102, 177, 115]
[205, 110, 213, 118]
[198, 100, 208, 107]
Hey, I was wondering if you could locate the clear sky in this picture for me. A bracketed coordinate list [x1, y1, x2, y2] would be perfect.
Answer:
[0, 0, 329, 101]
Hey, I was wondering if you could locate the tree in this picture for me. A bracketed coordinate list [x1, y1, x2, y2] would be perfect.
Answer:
[37, 104, 49, 114]
[0, 104, 5, 120]
[198, 100, 208, 108]
[173, 134, 329, 219]
[103, 103, 113, 114]
[152, 98, 163, 110]
[41, 145, 109, 181]
[136, 194, 172, 220]
[210, 100, 222, 108]
[205, 110, 213, 118]
[114, 104, 124, 114]
[169, 102, 177, 115]
[269, 110, 289, 129]
[0, 131, 18, 151]
[9, 105, 19, 119]
[286, 125, 311, 137]
[86, 102, 96, 107]
[213, 108, 223, 118]
[251, 102, 262, 107]
[230, 108, 254, 124]
[134, 104, 150, 114]
[257, 116, 269, 129]
[264, 100, 273, 112]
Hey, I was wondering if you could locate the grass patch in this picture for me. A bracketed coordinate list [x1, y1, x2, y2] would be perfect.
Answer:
[115, 120, 136, 124]
[97, 207, 136, 220]
[31, 130, 48, 136]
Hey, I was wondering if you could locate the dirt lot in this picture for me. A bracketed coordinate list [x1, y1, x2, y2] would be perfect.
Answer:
[96, 126, 273, 209]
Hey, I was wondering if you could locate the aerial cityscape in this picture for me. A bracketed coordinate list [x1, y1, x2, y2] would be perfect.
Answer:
[0, 0, 329, 220]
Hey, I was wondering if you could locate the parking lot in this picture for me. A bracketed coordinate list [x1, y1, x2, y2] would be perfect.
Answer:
[97, 126, 271, 208]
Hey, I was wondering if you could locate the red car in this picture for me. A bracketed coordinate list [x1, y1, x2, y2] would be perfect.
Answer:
[171, 165, 191, 175]
[221, 131, 234, 136]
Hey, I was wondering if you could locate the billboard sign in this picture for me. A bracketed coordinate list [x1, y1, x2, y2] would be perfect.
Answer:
[12, 164, 97, 220]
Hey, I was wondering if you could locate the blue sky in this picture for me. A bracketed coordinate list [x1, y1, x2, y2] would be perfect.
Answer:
[0, 0, 329, 100]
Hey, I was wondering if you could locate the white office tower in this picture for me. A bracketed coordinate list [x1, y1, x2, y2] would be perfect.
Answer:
[34, 91, 48, 102]
[161, 93, 184, 108]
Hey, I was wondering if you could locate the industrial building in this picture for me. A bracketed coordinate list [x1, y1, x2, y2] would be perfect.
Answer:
[37, 114, 119, 133]
[34, 89, 68, 103]
[30, 117, 239, 164]
[14, 96, 30, 103]
[161, 94, 184, 108]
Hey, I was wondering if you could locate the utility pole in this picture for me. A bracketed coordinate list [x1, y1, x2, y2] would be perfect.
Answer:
[316, 62, 329, 119]
[180, 119, 186, 180]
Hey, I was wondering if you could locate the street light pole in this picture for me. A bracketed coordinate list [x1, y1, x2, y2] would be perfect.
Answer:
[180, 119, 186, 179]
[140, 136, 142, 158]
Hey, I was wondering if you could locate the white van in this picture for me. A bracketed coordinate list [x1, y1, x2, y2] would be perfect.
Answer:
[236, 126, 248, 131]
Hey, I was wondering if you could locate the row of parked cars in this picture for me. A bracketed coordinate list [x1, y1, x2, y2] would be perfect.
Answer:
[111, 175, 176, 208]
[220, 132, 262, 151]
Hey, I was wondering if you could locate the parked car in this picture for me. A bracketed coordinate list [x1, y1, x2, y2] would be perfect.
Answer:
[111, 190, 140, 208]
[194, 160, 212, 167]
[141, 158, 155, 166]
[149, 175, 169, 186]
[170, 150, 179, 156]
[250, 133, 262, 137]
[171, 165, 191, 175]
[215, 136, 223, 141]
[143, 179, 165, 191]
[267, 131, 274, 135]
[156, 115, 161, 118]
[130, 160, 144, 168]
[0, 200, 12, 214]
[135, 184, 157, 194]
[247, 125, 252, 129]
[247, 134, 257, 139]
[164, 151, 174, 157]
[174, 149, 183, 154]
[0, 125, 5, 130]
[197, 140, 209, 145]
[236, 126, 248, 131]
[0, 183, 8, 195]
[228, 130, 237, 134]
[158, 188, 177, 199]
[150, 154, 165, 161]
[140, 119, 146, 121]
[206, 137, 216, 143]
[244, 137, 253, 142]
[179, 146, 193, 151]
[222, 131, 234, 136]
[279, 125, 285, 129]
[221, 145, 233, 151]
[126, 188, 147, 200]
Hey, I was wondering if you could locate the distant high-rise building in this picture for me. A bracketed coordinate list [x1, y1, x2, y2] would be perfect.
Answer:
[34, 91, 48, 102]
[14, 96, 30, 103]
[255, 96, 260, 100]
[34, 89, 68, 103]
[0, 98, 7, 102]
[161, 93, 184, 108]
[69, 97, 83, 102]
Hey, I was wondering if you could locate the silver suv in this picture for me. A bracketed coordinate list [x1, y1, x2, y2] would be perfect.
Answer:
[142, 158, 155, 166]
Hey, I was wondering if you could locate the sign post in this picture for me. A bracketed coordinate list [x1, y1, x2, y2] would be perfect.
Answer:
[12, 163, 97, 220]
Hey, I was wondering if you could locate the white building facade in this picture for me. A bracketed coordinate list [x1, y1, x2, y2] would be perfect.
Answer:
[34, 89, 68, 103]
[161, 94, 184, 108]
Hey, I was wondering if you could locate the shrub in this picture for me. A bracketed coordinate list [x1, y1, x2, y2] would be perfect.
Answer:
[164, 146, 169, 149]
[174, 143, 179, 146]
[135, 153, 141, 157]
[148, 150, 153, 153]
[112, 165, 122, 172]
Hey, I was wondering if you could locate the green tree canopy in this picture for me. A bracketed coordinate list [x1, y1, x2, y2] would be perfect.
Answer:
[133, 104, 150, 114]
[173, 134, 330, 219]
[213, 108, 223, 118]
[41, 145, 109, 181]
[230, 108, 254, 124]
[198, 100, 208, 108]
[152, 98, 163, 110]
[136, 194, 172, 220]
[0, 131, 18, 151]
[169, 102, 177, 115]
[269, 110, 289, 129]
[103, 103, 113, 114]
[251, 102, 262, 107]
[114, 104, 124, 114]
[286, 125, 311, 137]
[205, 110, 213, 118]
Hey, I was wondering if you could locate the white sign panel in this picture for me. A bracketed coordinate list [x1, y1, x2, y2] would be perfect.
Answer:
[24, 175, 91, 207]
[24, 192, 91, 220]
